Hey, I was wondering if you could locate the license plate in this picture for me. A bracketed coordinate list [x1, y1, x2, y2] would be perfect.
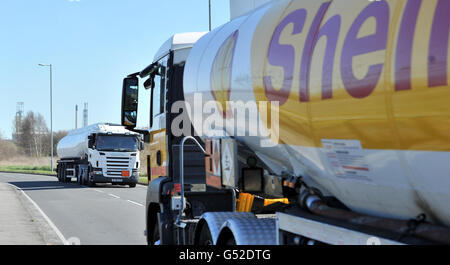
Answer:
[111, 179, 123, 183]
[122, 171, 130, 177]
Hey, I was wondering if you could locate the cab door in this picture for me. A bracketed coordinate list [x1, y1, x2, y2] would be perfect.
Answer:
[149, 55, 169, 181]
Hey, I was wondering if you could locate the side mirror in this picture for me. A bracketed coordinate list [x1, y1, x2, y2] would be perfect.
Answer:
[139, 141, 145, 151]
[88, 135, 95, 149]
[121, 77, 139, 128]
[143, 75, 155, 90]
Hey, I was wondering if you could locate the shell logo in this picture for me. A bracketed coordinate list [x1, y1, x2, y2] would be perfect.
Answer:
[251, 0, 450, 151]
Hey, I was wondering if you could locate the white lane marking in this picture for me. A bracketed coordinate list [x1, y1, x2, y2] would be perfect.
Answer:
[126, 200, 144, 207]
[93, 189, 104, 193]
[9, 184, 67, 245]
[108, 193, 120, 199]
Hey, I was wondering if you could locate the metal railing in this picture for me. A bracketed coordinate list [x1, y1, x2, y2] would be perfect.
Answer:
[175, 136, 206, 228]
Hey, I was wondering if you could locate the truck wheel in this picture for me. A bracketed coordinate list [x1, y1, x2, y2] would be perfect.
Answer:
[197, 223, 214, 245]
[87, 178, 96, 187]
[85, 166, 92, 186]
[59, 167, 64, 182]
[60, 164, 66, 182]
[217, 228, 236, 245]
[129, 183, 136, 188]
[57, 167, 61, 182]
[149, 219, 160, 245]
[225, 237, 236, 245]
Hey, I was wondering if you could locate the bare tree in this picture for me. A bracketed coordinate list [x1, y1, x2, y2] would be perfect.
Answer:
[17, 112, 49, 157]
[13, 111, 69, 157]
[43, 130, 68, 157]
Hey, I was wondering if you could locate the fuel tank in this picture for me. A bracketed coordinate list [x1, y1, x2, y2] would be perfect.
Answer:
[57, 123, 138, 159]
[183, 0, 450, 226]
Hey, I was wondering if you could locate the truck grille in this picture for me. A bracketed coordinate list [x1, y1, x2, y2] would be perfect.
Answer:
[106, 157, 130, 176]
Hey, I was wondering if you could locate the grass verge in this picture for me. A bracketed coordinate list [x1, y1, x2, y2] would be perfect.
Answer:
[139, 175, 149, 186]
[0, 165, 56, 176]
[0, 165, 149, 186]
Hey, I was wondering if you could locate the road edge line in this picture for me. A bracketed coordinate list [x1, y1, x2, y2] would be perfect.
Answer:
[9, 184, 68, 245]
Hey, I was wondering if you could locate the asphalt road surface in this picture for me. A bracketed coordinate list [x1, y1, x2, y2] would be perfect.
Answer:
[0, 172, 148, 245]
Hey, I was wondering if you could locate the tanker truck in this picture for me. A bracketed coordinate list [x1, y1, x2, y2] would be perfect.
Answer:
[56, 123, 144, 188]
[120, 0, 450, 244]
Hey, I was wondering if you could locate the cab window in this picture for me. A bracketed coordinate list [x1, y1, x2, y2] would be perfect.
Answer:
[150, 57, 167, 127]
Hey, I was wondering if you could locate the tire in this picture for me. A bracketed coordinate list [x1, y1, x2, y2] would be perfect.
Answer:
[86, 165, 96, 187]
[77, 167, 82, 185]
[61, 164, 66, 183]
[149, 218, 161, 245]
[217, 229, 236, 245]
[129, 183, 136, 188]
[87, 177, 96, 187]
[84, 165, 91, 186]
[197, 223, 214, 245]
[57, 166, 61, 182]
[225, 237, 236, 245]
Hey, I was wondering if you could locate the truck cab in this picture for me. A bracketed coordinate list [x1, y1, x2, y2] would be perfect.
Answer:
[87, 131, 141, 186]
[122, 33, 241, 244]
[122, 32, 207, 183]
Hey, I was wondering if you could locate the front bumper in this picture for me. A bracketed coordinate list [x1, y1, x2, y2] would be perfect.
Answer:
[91, 174, 138, 184]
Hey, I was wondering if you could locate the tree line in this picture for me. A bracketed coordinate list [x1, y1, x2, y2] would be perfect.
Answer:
[0, 111, 68, 159]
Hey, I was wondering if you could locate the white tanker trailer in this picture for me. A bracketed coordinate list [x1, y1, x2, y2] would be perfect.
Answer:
[120, 0, 450, 244]
[56, 123, 143, 188]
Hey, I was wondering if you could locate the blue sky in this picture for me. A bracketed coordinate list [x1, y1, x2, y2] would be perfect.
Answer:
[0, 0, 230, 139]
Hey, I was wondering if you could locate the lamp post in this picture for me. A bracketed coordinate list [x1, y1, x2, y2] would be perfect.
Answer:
[209, 0, 212, 31]
[38, 63, 54, 172]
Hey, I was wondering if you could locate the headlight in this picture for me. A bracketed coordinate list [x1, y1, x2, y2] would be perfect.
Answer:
[93, 169, 102, 175]
[132, 171, 139, 177]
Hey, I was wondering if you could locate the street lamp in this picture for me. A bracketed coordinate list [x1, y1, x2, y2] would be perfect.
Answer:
[209, 0, 212, 31]
[38, 63, 54, 172]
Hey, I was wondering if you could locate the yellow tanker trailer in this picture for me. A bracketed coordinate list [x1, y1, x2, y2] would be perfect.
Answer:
[121, 0, 450, 245]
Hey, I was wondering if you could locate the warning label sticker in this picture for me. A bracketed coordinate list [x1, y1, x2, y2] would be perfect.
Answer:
[322, 139, 372, 182]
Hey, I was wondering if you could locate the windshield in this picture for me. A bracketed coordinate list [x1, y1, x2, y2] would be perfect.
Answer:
[96, 135, 138, 152]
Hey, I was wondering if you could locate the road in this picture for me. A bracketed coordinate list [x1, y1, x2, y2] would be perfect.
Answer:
[0, 172, 148, 245]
